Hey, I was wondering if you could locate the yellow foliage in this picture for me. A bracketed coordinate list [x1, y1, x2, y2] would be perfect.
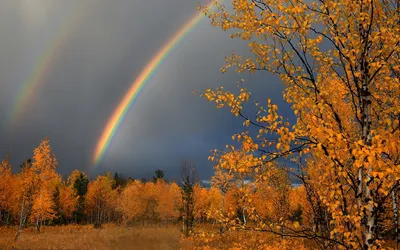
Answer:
[199, 0, 400, 248]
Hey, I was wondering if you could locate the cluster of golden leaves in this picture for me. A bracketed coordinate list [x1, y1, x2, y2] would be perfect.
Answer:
[119, 180, 181, 223]
[85, 173, 119, 222]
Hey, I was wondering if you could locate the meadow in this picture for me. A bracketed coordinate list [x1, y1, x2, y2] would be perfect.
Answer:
[0, 224, 316, 250]
[0, 224, 181, 250]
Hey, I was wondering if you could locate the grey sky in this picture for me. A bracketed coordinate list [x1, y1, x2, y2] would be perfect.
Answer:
[0, 0, 291, 181]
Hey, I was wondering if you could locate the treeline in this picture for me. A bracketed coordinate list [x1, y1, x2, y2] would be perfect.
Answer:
[0, 138, 313, 239]
[9, 137, 398, 248]
[0, 138, 185, 232]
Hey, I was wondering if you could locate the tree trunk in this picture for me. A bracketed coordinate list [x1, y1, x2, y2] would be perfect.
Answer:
[185, 201, 189, 236]
[361, 67, 376, 249]
[15, 197, 26, 241]
[15, 215, 26, 241]
[6, 212, 9, 225]
[182, 220, 188, 237]
[393, 188, 399, 250]
[36, 216, 41, 232]
[242, 208, 246, 225]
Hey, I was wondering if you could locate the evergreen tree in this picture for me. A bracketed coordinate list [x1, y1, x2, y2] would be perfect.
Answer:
[73, 173, 89, 224]
[112, 172, 127, 189]
[180, 162, 197, 237]
[153, 169, 164, 183]
[19, 158, 31, 169]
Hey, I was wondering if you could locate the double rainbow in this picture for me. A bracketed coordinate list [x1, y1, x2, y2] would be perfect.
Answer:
[92, 1, 219, 167]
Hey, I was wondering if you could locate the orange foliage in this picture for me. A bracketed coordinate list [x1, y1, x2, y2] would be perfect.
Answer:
[85, 173, 117, 226]
[199, 0, 400, 248]
[119, 180, 146, 223]
[194, 184, 209, 221]
[30, 138, 61, 225]
[58, 184, 78, 219]
[155, 180, 180, 221]
[0, 155, 15, 219]
[288, 185, 312, 227]
[119, 180, 182, 224]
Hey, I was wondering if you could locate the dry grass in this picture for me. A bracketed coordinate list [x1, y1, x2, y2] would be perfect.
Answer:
[0, 224, 181, 250]
[0, 224, 397, 250]
[180, 225, 311, 250]
[0, 223, 318, 250]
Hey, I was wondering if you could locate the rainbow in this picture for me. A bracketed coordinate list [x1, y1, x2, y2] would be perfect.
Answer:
[9, 1, 92, 126]
[92, 1, 219, 167]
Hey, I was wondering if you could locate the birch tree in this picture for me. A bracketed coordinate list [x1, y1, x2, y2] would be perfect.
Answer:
[200, 0, 400, 248]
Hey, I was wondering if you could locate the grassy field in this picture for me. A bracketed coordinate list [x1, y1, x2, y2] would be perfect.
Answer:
[0, 224, 318, 250]
[0, 224, 181, 250]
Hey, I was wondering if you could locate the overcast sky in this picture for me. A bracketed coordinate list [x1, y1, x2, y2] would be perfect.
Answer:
[0, 0, 292, 181]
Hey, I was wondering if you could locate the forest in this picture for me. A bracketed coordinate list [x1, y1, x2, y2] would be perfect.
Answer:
[1, 0, 400, 249]
[0, 138, 319, 249]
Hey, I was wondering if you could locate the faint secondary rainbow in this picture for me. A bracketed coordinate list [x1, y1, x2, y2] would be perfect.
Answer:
[9, 1, 92, 126]
[93, 1, 220, 167]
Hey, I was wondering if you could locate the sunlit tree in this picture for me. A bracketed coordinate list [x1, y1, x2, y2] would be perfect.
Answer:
[58, 184, 78, 222]
[30, 137, 61, 232]
[85, 172, 116, 228]
[155, 180, 180, 223]
[119, 180, 146, 224]
[200, 0, 400, 248]
[0, 152, 15, 225]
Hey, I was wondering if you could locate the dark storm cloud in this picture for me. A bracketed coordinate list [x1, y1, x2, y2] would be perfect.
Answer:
[0, 0, 289, 181]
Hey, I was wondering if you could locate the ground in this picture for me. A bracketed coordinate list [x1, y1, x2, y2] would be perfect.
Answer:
[0, 224, 321, 250]
[0, 224, 181, 250]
